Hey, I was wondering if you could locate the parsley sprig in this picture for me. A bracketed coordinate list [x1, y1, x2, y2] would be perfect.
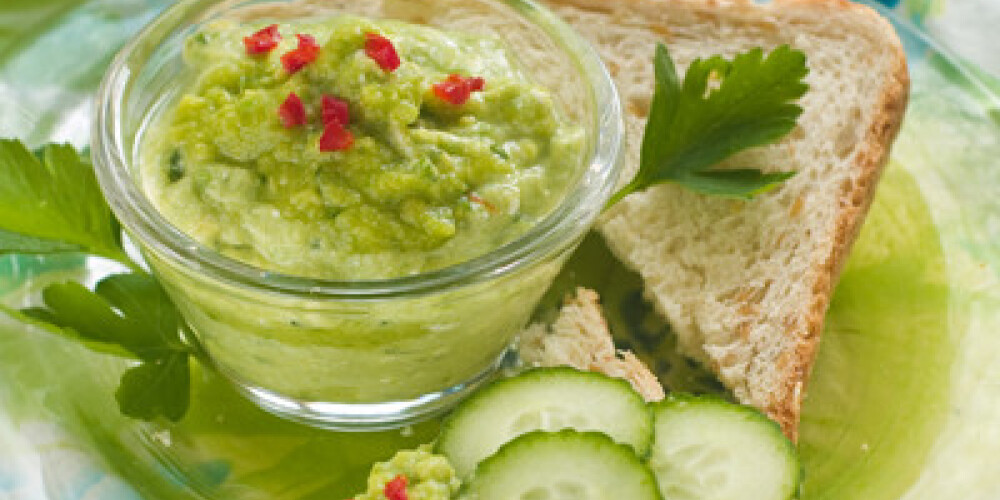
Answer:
[0, 141, 134, 266]
[0, 139, 191, 422]
[0, 44, 809, 424]
[608, 44, 809, 206]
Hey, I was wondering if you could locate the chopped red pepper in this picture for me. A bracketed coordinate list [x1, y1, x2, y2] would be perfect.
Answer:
[384, 475, 408, 500]
[243, 24, 281, 55]
[468, 193, 498, 214]
[433, 74, 487, 106]
[278, 92, 307, 128]
[433, 75, 471, 106]
[321, 95, 351, 127]
[364, 33, 401, 72]
[281, 34, 320, 74]
[468, 76, 486, 92]
[319, 121, 354, 152]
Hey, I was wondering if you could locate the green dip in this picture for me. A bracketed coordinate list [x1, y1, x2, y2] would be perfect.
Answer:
[137, 15, 587, 406]
[351, 446, 460, 500]
[142, 16, 584, 279]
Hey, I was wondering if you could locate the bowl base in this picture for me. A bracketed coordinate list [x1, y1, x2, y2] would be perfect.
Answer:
[220, 349, 513, 432]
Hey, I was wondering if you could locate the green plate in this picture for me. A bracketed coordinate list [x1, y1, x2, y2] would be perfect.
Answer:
[1, 1, 999, 499]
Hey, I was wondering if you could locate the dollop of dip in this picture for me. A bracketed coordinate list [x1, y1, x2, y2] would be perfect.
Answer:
[350, 446, 460, 500]
[142, 16, 584, 279]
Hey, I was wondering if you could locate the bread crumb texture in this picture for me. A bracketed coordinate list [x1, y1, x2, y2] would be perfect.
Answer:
[548, 0, 909, 440]
[519, 288, 667, 402]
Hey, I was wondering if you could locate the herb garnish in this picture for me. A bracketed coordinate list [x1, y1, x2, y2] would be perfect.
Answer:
[607, 44, 809, 206]
[0, 43, 810, 424]
[0, 140, 131, 265]
[0, 139, 192, 422]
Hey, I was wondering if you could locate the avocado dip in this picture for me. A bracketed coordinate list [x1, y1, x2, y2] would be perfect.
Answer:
[350, 446, 460, 500]
[141, 15, 585, 280]
[135, 15, 589, 407]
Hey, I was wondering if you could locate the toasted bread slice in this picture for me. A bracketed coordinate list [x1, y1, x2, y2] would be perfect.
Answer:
[547, 0, 909, 440]
[519, 288, 666, 402]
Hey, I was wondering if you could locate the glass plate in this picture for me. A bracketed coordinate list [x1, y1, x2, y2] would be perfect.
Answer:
[1, 1, 999, 499]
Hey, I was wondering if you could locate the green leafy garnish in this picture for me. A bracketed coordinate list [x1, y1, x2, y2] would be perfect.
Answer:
[16, 273, 193, 422]
[0, 44, 809, 421]
[24, 275, 184, 360]
[0, 139, 191, 422]
[0, 139, 131, 266]
[608, 44, 809, 205]
[0, 227, 80, 254]
[116, 351, 191, 422]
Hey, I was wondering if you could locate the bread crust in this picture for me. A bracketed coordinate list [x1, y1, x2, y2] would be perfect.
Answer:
[546, 0, 898, 22]
[542, 0, 910, 441]
[775, 25, 910, 441]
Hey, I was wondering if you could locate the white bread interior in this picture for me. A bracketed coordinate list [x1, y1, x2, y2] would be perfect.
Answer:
[546, 0, 909, 440]
[519, 288, 667, 402]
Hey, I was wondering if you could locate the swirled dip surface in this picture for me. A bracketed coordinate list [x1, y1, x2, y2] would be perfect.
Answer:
[142, 16, 584, 279]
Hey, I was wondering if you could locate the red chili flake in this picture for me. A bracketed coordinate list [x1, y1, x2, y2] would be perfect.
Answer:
[243, 24, 281, 55]
[384, 475, 408, 500]
[278, 92, 307, 128]
[319, 121, 354, 152]
[469, 193, 498, 214]
[321, 95, 351, 127]
[281, 34, 320, 74]
[364, 33, 401, 72]
[468, 76, 486, 92]
[433, 74, 487, 106]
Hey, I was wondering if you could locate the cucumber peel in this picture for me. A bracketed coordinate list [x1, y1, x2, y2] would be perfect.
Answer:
[648, 394, 802, 500]
[436, 367, 652, 479]
[462, 430, 663, 500]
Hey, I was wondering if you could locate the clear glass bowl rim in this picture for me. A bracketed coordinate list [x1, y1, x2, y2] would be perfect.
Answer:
[91, 0, 623, 300]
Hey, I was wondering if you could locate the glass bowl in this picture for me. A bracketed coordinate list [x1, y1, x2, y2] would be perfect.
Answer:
[91, 0, 622, 431]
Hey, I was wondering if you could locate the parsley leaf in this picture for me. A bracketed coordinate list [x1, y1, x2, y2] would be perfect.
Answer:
[0, 139, 192, 422]
[609, 44, 809, 205]
[0, 228, 81, 253]
[116, 352, 191, 422]
[12, 306, 136, 359]
[675, 169, 798, 199]
[0, 139, 130, 266]
[94, 274, 187, 356]
[16, 273, 191, 422]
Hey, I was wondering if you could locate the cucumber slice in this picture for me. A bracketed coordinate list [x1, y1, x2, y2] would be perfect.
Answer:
[436, 367, 652, 478]
[648, 395, 802, 500]
[464, 430, 663, 500]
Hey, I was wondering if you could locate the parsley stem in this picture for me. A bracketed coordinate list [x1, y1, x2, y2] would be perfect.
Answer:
[96, 248, 146, 275]
[607, 44, 807, 205]
[605, 179, 644, 210]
